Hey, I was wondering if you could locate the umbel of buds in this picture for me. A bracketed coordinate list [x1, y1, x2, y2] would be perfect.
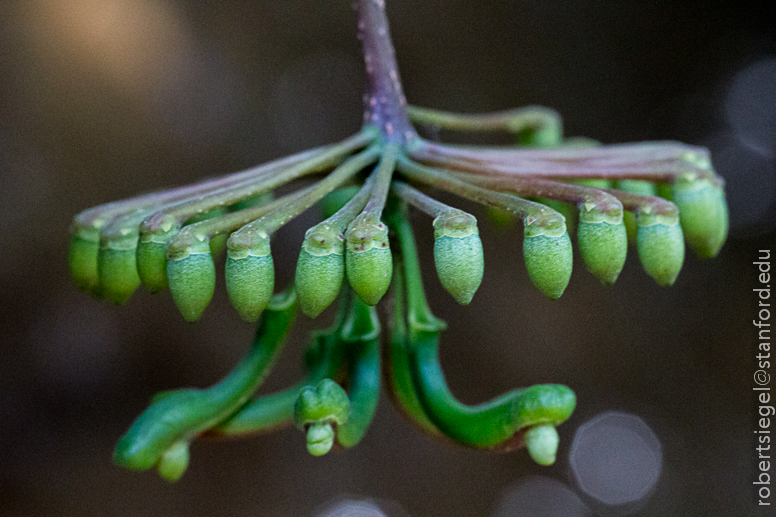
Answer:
[68, 0, 728, 481]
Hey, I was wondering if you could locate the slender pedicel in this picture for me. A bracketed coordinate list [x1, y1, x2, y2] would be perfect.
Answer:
[407, 137, 715, 182]
[407, 105, 562, 148]
[396, 157, 572, 299]
[614, 180, 657, 244]
[345, 144, 400, 306]
[113, 289, 297, 480]
[135, 128, 378, 293]
[385, 260, 444, 437]
[391, 181, 484, 304]
[226, 145, 382, 322]
[70, 145, 334, 295]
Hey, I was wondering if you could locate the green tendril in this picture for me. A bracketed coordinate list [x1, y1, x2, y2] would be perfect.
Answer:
[390, 202, 575, 460]
[211, 288, 352, 437]
[113, 288, 297, 480]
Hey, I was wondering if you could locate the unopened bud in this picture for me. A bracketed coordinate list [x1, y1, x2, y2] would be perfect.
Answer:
[345, 214, 392, 306]
[525, 424, 560, 466]
[156, 441, 190, 482]
[225, 231, 274, 322]
[295, 223, 345, 318]
[433, 210, 484, 305]
[577, 206, 626, 285]
[672, 176, 728, 258]
[167, 236, 216, 322]
[523, 218, 572, 300]
[636, 213, 685, 286]
[98, 232, 141, 305]
[69, 223, 101, 295]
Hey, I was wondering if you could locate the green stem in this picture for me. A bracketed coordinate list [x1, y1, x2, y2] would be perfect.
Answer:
[356, 0, 416, 144]
[407, 105, 562, 147]
[392, 206, 575, 455]
[390, 180, 452, 218]
[336, 292, 381, 448]
[450, 174, 623, 222]
[113, 288, 297, 474]
[210, 289, 353, 437]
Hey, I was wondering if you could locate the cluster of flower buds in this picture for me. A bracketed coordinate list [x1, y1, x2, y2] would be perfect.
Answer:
[70, 102, 728, 480]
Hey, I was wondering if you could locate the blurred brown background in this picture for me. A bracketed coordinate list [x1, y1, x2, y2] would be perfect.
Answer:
[1, 1, 774, 515]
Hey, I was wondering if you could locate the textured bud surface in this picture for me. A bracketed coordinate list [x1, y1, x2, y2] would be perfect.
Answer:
[432, 210, 483, 304]
[672, 177, 729, 258]
[523, 231, 573, 300]
[577, 220, 627, 285]
[295, 251, 345, 318]
[637, 216, 685, 286]
[225, 251, 274, 323]
[99, 234, 141, 305]
[168, 239, 216, 323]
[345, 214, 392, 305]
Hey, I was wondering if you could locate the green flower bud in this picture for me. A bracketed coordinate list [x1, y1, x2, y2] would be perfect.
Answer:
[98, 232, 141, 305]
[345, 214, 392, 306]
[577, 205, 627, 285]
[432, 210, 484, 305]
[524, 424, 560, 466]
[294, 379, 350, 457]
[636, 213, 685, 287]
[225, 231, 274, 323]
[295, 223, 345, 318]
[156, 441, 190, 482]
[672, 176, 728, 258]
[615, 180, 656, 245]
[167, 235, 216, 322]
[523, 218, 572, 300]
[69, 223, 101, 295]
[137, 215, 179, 293]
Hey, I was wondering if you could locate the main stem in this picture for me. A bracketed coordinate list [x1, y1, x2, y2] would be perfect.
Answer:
[357, 0, 416, 144]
